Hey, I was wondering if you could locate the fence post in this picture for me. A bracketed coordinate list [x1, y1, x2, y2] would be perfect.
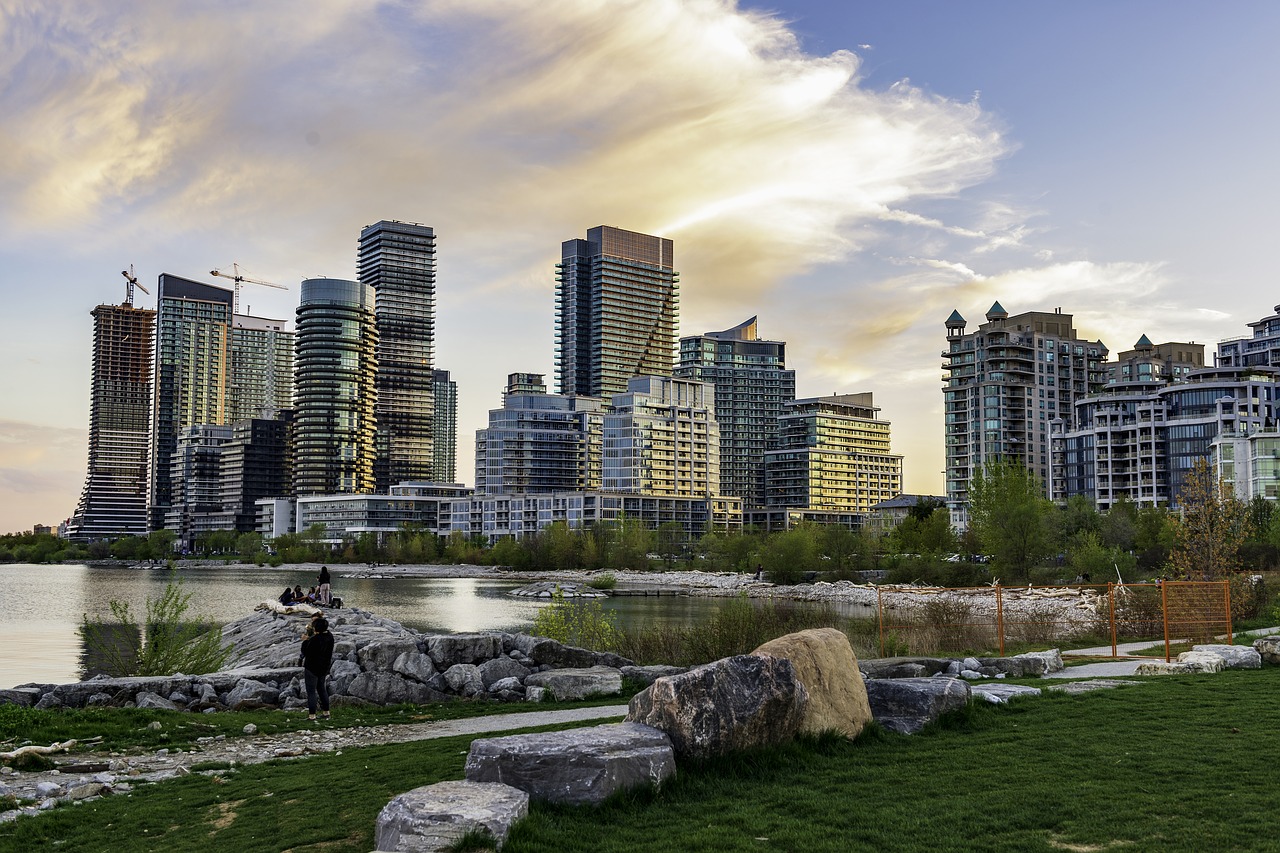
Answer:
[1109, 582, 1117, 658]
[877, 585, 884, 657]
[996, 584, 1005, 656]
[1224, 579, 1233, 645]
[1161, 580, 1171, 663]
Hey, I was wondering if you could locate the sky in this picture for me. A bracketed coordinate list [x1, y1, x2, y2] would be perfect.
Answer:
[3, 0, 1280, 534]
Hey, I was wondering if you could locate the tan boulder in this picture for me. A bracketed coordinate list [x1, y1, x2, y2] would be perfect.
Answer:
[753, 628, 872, 738]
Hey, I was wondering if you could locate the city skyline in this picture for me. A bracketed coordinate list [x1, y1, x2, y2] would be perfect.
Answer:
[4, 2, 1280, 533]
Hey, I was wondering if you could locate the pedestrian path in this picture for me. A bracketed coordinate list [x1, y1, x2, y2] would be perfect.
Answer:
[1047, 625, 1280, 679]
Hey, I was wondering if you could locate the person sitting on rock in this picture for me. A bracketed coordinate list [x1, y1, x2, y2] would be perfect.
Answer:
[293, 585, 304, 603]
[298, 616, 335, 722]
[279, 587, 295, 606]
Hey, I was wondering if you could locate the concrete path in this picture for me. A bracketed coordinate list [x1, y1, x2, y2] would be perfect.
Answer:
[1048, 626, 1280, 679]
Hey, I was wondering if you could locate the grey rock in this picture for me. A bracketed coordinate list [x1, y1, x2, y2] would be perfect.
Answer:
[35, 782, 63, 797]
[478, 656, 530, 689]
[34, 693, 62, 710]
[864, 676, 971, 735]
[509, 635, 597, 669]
[359, 638, 424, 673]
[68, 782, 107, 800]
[1044, 679, 1143, 695]
[525, 687, 547, 703]
[426, 634, 503, 668]
[1254, 635, 1280, 665]
[944, 660, 961, 675]
[226, 679, 280, 710]
[620, 665, 686, 686]
[524, 666, 622, 701]
[488, 677, 524, 693]
[347, 672, 452, 705]
[958, 669, 983, 680]
[86, 692, 114, 707]
[1136, 660, 1204, 676]
[392, 651, 438, 684]
[375, 780, 528, 853]
[328, 659, 362, 694]
[167, 691, 188, 703]
[1192, 644, 1262, 670]
[626, 655, 808, 760]
[443, 664, 485, 697]
[465, 722, 676, 805]
[243, 723, 258, 735]
[136, 691, 180, 711]
[962, 657, 981, 671]
[1173, 652, 1226, 673]
[1014, 649, 1063, 675]
[970, 683, 1042, 704]
[0, 688, 41, 708]
[858, 657, 951, 679]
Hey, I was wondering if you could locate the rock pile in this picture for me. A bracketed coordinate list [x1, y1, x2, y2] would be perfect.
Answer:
[0, 607, 670, 714]
[507, 581, 608, 598]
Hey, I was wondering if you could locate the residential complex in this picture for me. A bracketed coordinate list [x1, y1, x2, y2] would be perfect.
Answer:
[943, 303, 1108, 527]
[555, 226, 678, 399]
[1217, 304, 1280, 368]
[292, 278, 378, 495]
[432, 368, 458, 483]
[676, 316, 795, 505]
[359, 220, 437, 491]
[66, 300, 156, 541]
[227, 314, 294, 422]
[603, 376, 720, 498]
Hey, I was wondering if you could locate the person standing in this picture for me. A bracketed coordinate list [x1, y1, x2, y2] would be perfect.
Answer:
[298, 616, 335, 721]
[318, 565, 332, 606]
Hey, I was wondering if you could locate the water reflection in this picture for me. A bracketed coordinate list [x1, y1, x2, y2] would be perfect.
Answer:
[0, 564, 873, 689]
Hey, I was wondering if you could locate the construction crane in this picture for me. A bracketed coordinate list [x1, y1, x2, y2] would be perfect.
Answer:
[210, 263, 287, 315]
[121, 264, 150, 306]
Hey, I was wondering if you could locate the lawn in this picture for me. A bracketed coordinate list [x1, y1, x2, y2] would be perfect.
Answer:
[5, 669, 1280, 852]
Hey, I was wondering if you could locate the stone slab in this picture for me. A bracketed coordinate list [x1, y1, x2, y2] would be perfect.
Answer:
[375, 779, 528, 852]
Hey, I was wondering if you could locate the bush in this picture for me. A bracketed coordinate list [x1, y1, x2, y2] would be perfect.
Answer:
[532, 590, 622, 652]
[586, 573, 617, 591]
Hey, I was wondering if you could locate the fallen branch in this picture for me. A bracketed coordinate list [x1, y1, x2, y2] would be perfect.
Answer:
[1, 739, 79, 762]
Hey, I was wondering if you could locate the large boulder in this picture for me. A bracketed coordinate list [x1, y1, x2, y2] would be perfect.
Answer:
[864, 676, 970, 734]
[359, 638, 424, 672]
[1014, 649, 1064, 675]
[478, 657, 531, 689]
[392, 651, 438, 684]
[1254, 635, 1280, 665]
[0, 688, 41, 708]
[225, 679, 281, 711]
[858, 657, 952, 679]
[626, 654, 808, 759]
[375, 780, 528, 853]
[1174, 652, 1227, 673]
[426, 634, 503, 668]
[620, 665, 686, 686]
[523, 666, 622, 701]
[1135, 660, 1204, 676]
[465, 723, 675, 805]
[135, 691, 181, 711]
[1192, 644, 1262, 670]
[347, 672, 452, 705]
[443, 664, 486, 697]
[752, 628, 872, 738]
[970, 683, 1042, 704]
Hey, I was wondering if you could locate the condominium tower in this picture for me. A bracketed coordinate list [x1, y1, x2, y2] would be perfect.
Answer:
[603, 376, 720, 497]
[556, 226, 678, 400]
[67, 299, 156, 540]
[676, 316, 795, 505]
[432, 368, 458, 483]
[358, 220, 436, 491]
[293, 278, 378, 495]
[943, 303, 1108, 527]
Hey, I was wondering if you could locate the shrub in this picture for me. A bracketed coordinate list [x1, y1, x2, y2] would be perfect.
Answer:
[586, 573, 617, 591]
[532, 590, 622, 652]
[81, 577, 232, 677]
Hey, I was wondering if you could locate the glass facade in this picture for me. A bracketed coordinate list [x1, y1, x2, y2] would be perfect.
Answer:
[432, 368, 458, 483]
[293, 279, 378, 495]
[556, 226, 679, 399]
[359, 220, 436, 491]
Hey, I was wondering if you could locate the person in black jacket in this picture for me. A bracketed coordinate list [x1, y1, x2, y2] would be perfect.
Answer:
[298, 616, 335, 721]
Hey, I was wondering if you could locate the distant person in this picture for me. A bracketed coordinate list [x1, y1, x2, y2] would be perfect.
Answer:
[279, 587, 295, 606]
[318, 565, 332, 606]
[293, 585, 304, 603]
[298, 616, 334, 722]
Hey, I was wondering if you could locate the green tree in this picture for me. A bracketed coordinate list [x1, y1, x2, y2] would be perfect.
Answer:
[605, 515, 654, 570]
[968, 460, 1052, 580]
[1100, 497, 1139, 551]
[81, 577, 231, 677]
[656, 522, 685, 567]
[757, 524, 820, 584]
[1168, 458, 1253, 580]
[236, 532, 264, 563]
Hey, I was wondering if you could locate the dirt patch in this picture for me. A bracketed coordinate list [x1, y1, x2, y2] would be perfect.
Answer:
[208, 799, 243, 833]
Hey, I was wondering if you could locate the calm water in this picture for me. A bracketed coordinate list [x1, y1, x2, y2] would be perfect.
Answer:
[0, 564, 813, 689]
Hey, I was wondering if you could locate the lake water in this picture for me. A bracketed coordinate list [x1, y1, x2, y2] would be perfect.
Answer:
[0, 563, 838, 689]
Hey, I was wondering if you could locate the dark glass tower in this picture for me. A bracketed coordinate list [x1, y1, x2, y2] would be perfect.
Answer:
[67, 300, 156, 540]
[676, 317, 795, 506]
[431, 368, 458, 483]
[555, 226, 678, 400]
[293, 278, 378, 495]
[358, 220, 436, 492]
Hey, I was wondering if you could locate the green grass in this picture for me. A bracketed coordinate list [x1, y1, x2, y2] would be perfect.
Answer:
[6, 671, 1280, 852]
[0, 693, 635, 757]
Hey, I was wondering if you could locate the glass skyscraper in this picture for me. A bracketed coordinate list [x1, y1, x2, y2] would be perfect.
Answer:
[67, 300, 156, 540]
[556, 226, 678, 400]
[358, 220, 436, 492]
[293, 278, 378, 495]
[676, 316, 795, 506]
[432, 368, 458, 483]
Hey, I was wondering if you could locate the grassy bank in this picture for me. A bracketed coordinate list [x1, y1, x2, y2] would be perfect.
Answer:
[5, 669, 1280, 851]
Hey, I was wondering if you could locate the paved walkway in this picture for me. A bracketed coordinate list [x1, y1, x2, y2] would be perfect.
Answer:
[1047, 626, 1280, 679]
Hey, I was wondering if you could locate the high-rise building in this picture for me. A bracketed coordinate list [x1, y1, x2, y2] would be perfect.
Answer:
[431, 368, 458, 483]
[165, 423, 233, 550]
[67, 300, 156, 541]
[1107, 336, 1204, 385]
[293, 278, 378, 495]
[228, 314, 294, 422]
[676, 316, 795, 506]
[603, 376, 719, 497]
[218, 415, 293, 533]
[943, 303, 1108, 528]
[475, 374, 605, 495]
[762, 393, 902, 515]
[358, 220, 436, 491]
[149, 275, 234, 529]
[1217, 304, 1280, 368]
[556, 226, 678, 400]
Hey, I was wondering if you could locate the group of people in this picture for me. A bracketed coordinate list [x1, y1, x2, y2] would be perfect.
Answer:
[279, 566, 335, 607]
